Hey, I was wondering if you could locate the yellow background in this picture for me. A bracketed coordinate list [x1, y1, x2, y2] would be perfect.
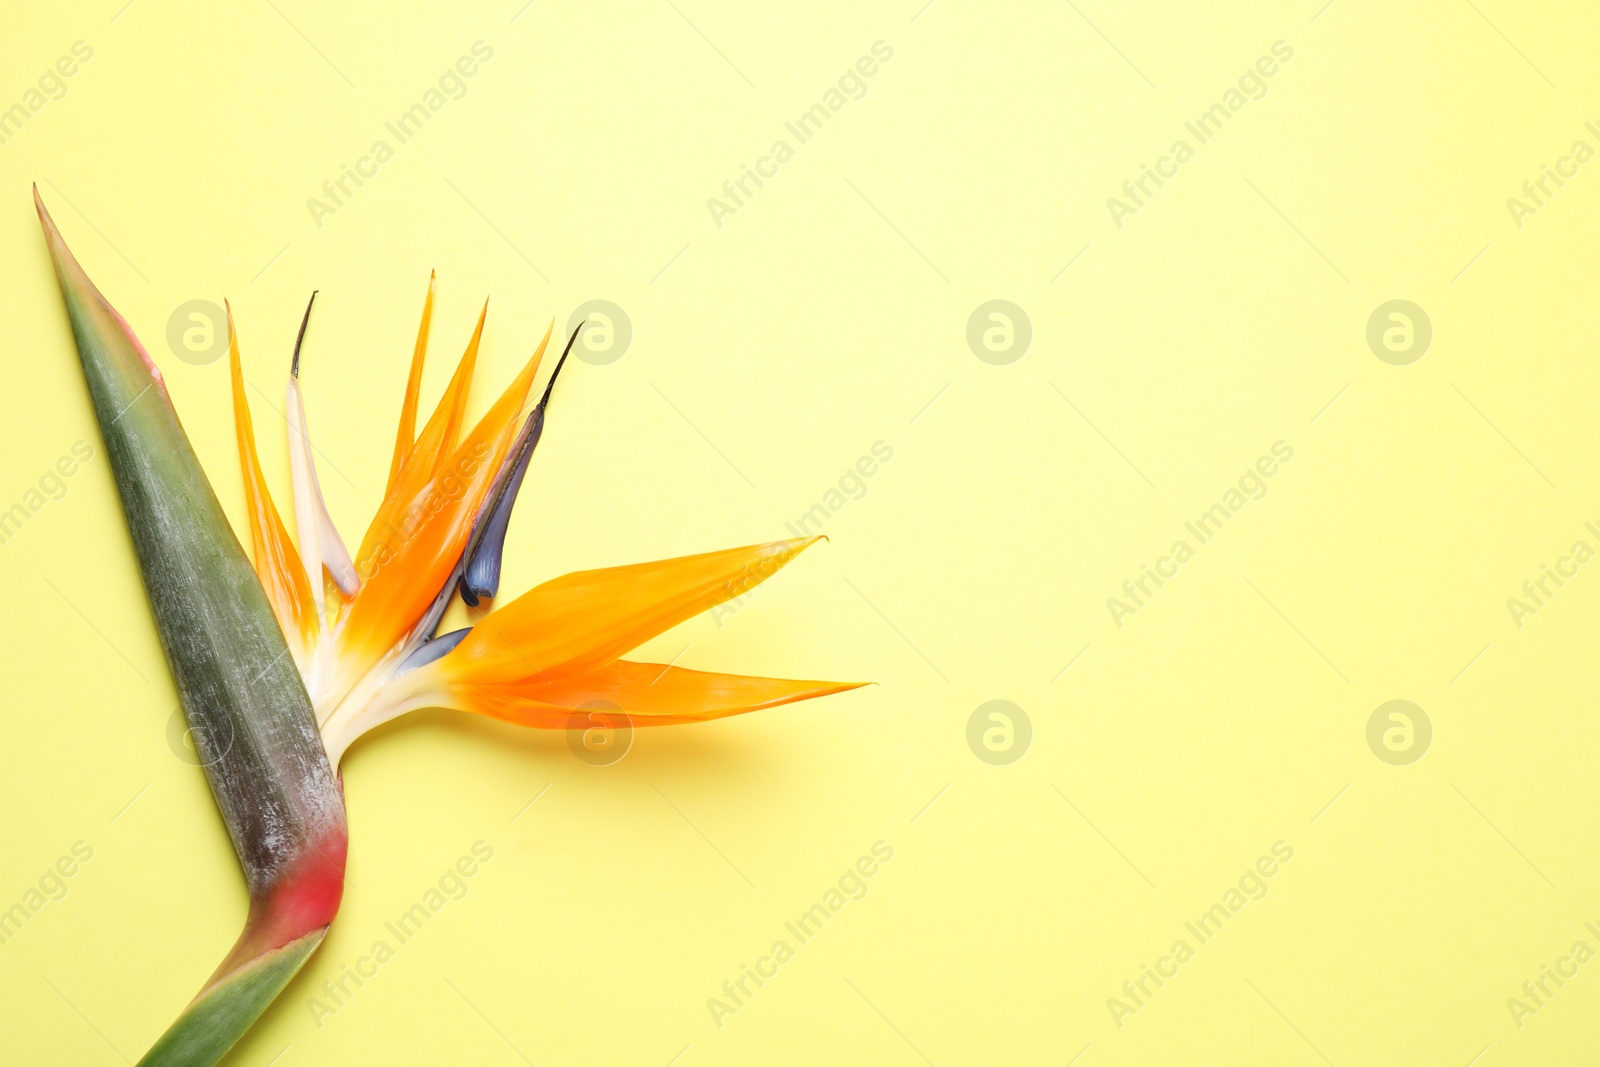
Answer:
[2, 1, 1598, 1063]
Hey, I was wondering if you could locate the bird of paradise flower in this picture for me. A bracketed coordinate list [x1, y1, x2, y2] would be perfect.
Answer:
[34, 186, 861, 1066]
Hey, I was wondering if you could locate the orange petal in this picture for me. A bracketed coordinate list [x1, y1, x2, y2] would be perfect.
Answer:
[357, 299, 486, 569]
[447, 659, 864, 728]
[445, 537, 825, 685]
[226, 304, 318, 659]
[336, 322, 554, 689]
[421, 298, 486, 474]
[384, 271, 435, 497]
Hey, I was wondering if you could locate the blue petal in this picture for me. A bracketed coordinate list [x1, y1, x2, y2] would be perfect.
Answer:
[459, 322, 581, 606]
[396, 627, 472, 675]
[460, 409, 542, 606]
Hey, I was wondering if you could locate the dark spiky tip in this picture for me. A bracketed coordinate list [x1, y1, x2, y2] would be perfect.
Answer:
[539, 320, 584, 408]
[291, 290, 318, 377]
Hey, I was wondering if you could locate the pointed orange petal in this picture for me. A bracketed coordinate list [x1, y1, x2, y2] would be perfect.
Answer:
[337, 322, 554, 689]
[226, 304, 318, 659]
[384, 271, 435, 497]
[357, 299, 486, 568]
[445, 537, 825, 685]
[445, 659, 865, 728]
[424, 297, 486, 473]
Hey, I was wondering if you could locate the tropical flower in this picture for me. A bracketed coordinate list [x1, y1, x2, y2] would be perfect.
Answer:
[35, 187, 860, 1066]
[235, 276, 860, 768]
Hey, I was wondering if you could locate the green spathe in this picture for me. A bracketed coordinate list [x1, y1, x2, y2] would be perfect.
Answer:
[35, 186, 347, 1067]
[136, 932, 325, 1067]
